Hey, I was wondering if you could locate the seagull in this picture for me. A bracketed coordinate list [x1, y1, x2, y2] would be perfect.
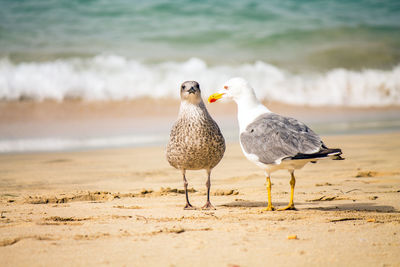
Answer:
[167, 81, 225, 210]
[208, 77, 342, 211]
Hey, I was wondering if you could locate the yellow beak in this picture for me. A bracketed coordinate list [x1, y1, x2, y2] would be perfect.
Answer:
[208, 92, 225, 103]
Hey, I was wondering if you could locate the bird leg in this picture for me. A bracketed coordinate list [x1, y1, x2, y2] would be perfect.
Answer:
[278, 170, 297, 211]
[261, 173, 275, 211]
[182, 170, 195, 210]
[202, 169, 216, 210]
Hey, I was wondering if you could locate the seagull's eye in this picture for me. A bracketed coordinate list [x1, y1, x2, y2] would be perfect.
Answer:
[250, 129, 254, 133]
[182, 85, 185, 90]
[224, 86, 229, 90]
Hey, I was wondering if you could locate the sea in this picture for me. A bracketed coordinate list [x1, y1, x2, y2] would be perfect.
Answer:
[0, 0, 400, 153]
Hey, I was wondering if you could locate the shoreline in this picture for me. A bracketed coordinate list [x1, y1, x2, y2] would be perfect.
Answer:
[2, 99, 400, 121]
[1, 99, 400, 153]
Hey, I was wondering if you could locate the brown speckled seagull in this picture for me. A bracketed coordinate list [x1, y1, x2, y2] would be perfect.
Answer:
[167, 81, 225, 210]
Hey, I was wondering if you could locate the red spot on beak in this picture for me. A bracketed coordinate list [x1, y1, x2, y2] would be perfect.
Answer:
[208, 92, 225, 103]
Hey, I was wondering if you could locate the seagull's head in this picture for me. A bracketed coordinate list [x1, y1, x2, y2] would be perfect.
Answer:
[208, 77, 256, 103]
[180, 81, 202, 104]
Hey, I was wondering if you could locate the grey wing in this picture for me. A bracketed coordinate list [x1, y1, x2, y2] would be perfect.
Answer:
[240, 113, 324, 164]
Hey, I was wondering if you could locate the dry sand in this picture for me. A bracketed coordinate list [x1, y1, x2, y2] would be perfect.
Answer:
[0, 133, 400, 266]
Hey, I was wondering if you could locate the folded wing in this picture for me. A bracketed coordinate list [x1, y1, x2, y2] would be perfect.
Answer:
[240, 113, 331, 164]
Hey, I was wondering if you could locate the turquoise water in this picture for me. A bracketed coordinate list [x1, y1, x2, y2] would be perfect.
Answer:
[1, 0, 400, 70]
[0, 0, 400, 104]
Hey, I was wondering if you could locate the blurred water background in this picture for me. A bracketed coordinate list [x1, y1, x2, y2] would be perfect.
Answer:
[1, 0, 400, 105]
[0, 0, 399, 152]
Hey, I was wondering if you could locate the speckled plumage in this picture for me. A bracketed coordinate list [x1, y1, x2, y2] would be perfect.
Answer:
[166, 81, 225, 209]
[167, 100, 225, 170]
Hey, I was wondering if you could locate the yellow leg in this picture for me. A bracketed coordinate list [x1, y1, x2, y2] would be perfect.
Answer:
[261, 174, 275, 211]
[278, 171, 296, 211]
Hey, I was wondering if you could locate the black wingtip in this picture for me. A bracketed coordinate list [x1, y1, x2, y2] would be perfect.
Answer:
[289, 148, 343, 160]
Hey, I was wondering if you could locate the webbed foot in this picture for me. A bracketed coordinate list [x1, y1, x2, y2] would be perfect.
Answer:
[277, 204, 296, 211]
[201, 201, 216, 210]
[184, 203, 196, 210]
[260, 205, 275, 212]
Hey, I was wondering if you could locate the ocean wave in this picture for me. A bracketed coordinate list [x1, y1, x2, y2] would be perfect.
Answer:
[0, 55, 399, 107]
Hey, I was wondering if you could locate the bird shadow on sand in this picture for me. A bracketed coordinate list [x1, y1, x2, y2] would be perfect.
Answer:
[305, 202, 398, 213]
[220, 200, 289, 208]
[220, 201, 397, 213]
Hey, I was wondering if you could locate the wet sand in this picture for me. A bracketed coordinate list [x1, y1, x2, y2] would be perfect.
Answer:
[1, 99, 400, 139]
[1, 133, 399, 266]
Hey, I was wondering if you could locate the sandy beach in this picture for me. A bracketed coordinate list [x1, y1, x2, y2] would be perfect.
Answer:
[1, 132, 399, 266]
[1, 1, 400, 266]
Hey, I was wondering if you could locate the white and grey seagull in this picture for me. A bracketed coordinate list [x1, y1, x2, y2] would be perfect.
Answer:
[208, 77, 343, 211]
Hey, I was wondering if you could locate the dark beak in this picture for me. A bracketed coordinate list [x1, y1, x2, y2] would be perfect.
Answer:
[188, 87, 196, 94]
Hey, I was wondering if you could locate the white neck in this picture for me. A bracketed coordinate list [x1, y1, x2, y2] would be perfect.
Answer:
[234, 94, 270, 133]
[178, 99, 208, 118]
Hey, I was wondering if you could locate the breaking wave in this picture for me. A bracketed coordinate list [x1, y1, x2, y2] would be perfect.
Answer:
[0, 55, 399, 107]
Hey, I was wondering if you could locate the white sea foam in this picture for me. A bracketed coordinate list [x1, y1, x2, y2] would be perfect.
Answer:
[0, 134, 167, 153]
[0, 55, 399, 106]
